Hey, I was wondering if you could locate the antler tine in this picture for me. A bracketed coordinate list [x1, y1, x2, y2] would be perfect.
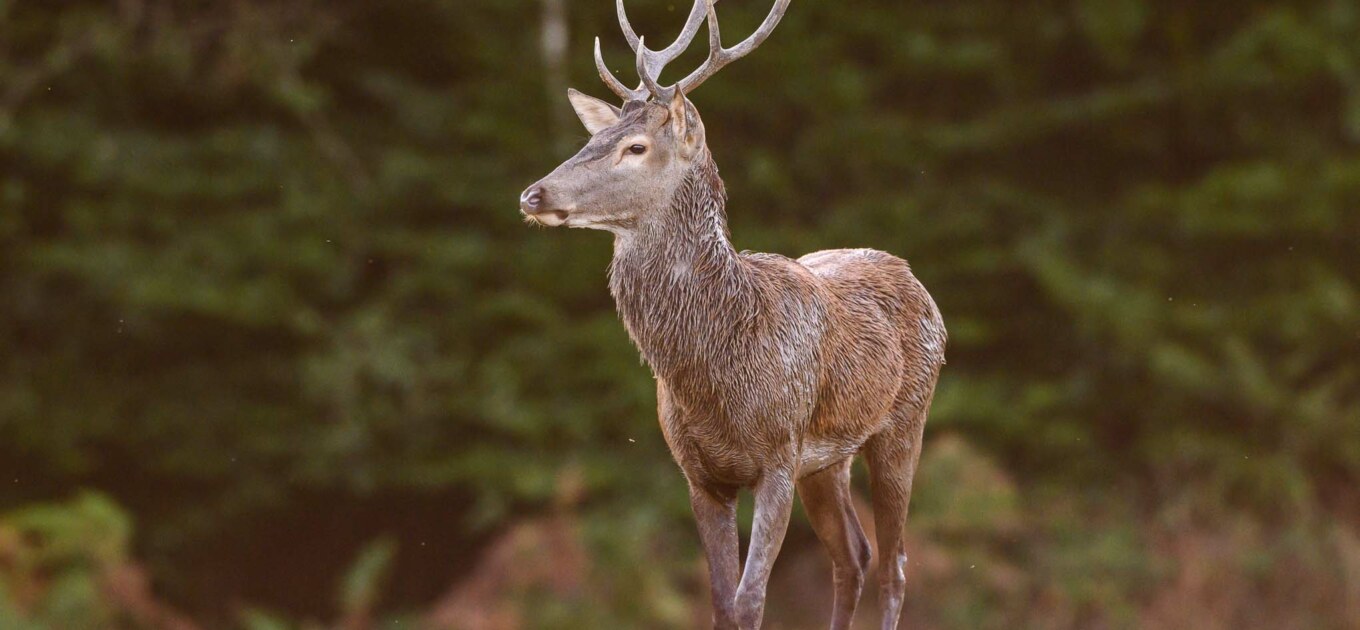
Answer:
[635, 36, 671, 101]
[652, 0, 711, 67]
[614, 0, 643, 51]
[678, 0, 791, 95]
[595, 37, 647, 101]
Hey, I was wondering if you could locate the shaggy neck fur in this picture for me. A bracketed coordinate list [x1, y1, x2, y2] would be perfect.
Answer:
[608, 150, 759, 386]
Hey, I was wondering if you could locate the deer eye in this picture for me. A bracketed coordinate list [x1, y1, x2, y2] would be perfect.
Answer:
[627, 144, 647, 155]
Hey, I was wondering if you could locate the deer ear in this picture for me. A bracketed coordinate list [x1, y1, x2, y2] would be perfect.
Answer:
[668, 91, 689, 139]
[668, 91, 701, 155]
[568, 88, 621, 135]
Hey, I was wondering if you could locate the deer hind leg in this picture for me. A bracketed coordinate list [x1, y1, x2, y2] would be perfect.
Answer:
[797, 458, 872, 630]
[864, 405, 928, 630]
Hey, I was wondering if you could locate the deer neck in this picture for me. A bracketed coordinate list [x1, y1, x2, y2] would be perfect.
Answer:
[608, 152, 756, 381]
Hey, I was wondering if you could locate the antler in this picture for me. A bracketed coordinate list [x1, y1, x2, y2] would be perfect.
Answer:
[678, 0, 791, 96]
[595, 0, 710, 102]
[594, 0, 790, 103]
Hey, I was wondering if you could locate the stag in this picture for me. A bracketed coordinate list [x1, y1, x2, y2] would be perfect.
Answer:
[519, 1, 945, 628]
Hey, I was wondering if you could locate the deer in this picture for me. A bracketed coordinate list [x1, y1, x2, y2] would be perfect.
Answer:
[518, 1, 946, 628]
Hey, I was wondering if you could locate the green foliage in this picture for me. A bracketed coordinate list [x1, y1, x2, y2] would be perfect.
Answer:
[0, 0, 1357, 627]
[911, 435, 1022, 538]
[0, 492, 131, 629]
[339, 537, 397, 619]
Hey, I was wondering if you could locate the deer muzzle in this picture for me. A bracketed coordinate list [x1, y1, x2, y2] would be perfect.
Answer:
[519, 184, 569, 227]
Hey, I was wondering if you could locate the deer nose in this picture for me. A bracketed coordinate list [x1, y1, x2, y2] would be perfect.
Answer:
[520, 185, 544, 214]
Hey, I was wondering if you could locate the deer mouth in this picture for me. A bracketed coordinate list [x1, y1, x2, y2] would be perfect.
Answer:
[524, 209, 570, 227]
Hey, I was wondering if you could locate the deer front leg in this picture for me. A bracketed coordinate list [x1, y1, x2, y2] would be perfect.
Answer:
[734, 464, 796, 629]
[690, 483, 741, 629]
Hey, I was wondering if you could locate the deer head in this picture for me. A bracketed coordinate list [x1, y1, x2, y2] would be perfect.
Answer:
[520, 0, 790, 231]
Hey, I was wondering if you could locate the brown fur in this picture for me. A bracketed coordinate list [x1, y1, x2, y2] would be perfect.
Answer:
[522, 90, 944, 630]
